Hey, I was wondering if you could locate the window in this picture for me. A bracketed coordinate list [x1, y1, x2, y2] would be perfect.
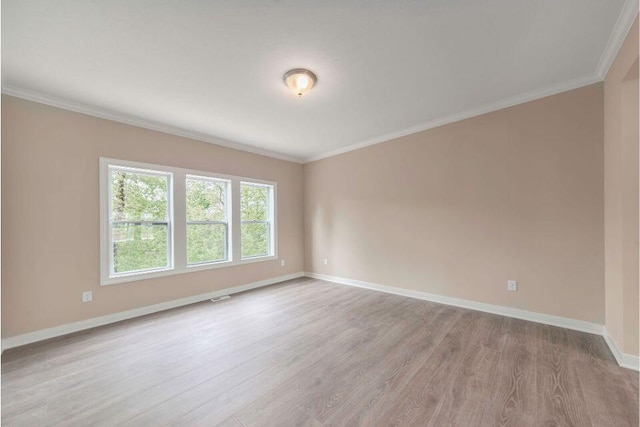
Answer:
[241, 182, 274, 259]
[100, 158, 277, 285]
[186, 176, 229, 265]
[109, 166, 172, 276]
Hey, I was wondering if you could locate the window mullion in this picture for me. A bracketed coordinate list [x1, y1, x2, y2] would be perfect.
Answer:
[270, 184, 276, 257]
[112, 221, 169, 225]
[186, 220, 227, 225]
[107, 167, 115, 277]
[231, 179, 241, 263]
[173, 171, 187, 270]
[101, 157, 276, 286]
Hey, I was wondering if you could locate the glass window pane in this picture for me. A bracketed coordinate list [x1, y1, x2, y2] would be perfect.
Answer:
[241, 184, 269, 221]
[187, 223, 227, 264]
[241, 222, 269, 258]
[186, 178, 227, 221]
[111, 170, 168, 222]
[112, 224, 168, 273]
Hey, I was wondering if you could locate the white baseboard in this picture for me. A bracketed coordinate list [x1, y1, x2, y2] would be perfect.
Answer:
[1, 272, 305, 351]
[305, 272, 604, 334]
[603, 327, 640, 371]
[5, 270, 638, 373]
[306, 272, 640, 371]
[304, 272, 604, 335]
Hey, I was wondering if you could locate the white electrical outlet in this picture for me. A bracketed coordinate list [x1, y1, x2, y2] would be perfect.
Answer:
[507, 280, 517, 291]
[323, 258, 328, 265]
[280, 259, 285, 267]
[82, 291, 93, 303]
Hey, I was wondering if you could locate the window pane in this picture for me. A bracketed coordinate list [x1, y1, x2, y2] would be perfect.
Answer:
[112, 224, 168, 273]
[111, 170, 168, 221]
[187, 223, 226, 264]
[241, 184, 269, 221]
[241, 222, 269, 258]
[186, 178, 227, 221]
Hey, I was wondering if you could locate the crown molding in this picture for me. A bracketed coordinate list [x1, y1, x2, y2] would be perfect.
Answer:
[595, 0, 639, 79]
[2, 72, 604, 166]
[303, 73, 601, 163]
[5, 0, 633, 168]
[1, 85, 304, 164]
[2, 4, 634, 166]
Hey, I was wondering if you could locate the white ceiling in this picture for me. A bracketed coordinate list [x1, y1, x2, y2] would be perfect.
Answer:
[2, 0, 636, 162]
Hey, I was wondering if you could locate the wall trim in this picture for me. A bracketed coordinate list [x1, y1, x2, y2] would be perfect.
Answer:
[306, 272, 640, 371]
[4, 271, 637, 373]
[0, 85, 304, 164]
[0, 74, 604, 166]
[603, 327, 640, 371]
[595, 0, 639, 79]
[305, 272, 603, 334]
[0, 70, 617, 167]
[303, 73, 601, 163]
[3, 5, 636, 167]
[1, 272, 305, 351]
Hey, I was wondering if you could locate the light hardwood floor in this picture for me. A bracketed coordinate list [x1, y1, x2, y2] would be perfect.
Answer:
[2, 277, 638, 426]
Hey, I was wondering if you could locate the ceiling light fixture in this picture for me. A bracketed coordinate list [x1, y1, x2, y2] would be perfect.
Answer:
[283, 68, 317, 97]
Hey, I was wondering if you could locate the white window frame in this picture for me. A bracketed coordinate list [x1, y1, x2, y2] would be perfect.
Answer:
[100, 158, 278, 286]
[107, 165, 174, 279]
[185, 175, 231, 266]
[240, 181, 276, 260]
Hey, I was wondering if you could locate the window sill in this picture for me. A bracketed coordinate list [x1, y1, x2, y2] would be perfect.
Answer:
[101, 267, 176, 286]
[101, 256, 278, 286]
[239, 255, 277, 265]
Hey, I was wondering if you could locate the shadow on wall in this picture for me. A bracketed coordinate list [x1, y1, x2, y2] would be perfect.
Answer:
[620, 57, 639, 357]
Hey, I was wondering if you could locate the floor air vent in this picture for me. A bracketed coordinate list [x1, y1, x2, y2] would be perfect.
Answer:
[210, 295, 230, 302]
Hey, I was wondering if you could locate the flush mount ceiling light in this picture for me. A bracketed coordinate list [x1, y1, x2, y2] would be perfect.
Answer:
[283, 68, 317, 97]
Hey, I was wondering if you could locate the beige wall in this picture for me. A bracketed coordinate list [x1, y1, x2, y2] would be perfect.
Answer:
[2, 47, 633, 342]
[1, 95, 304, 338]
[604, 17, 639, 357]
[305, 83, 605, 324]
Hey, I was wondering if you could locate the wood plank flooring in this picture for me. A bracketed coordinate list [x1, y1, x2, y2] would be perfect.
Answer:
[2, 277, 638, 426]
